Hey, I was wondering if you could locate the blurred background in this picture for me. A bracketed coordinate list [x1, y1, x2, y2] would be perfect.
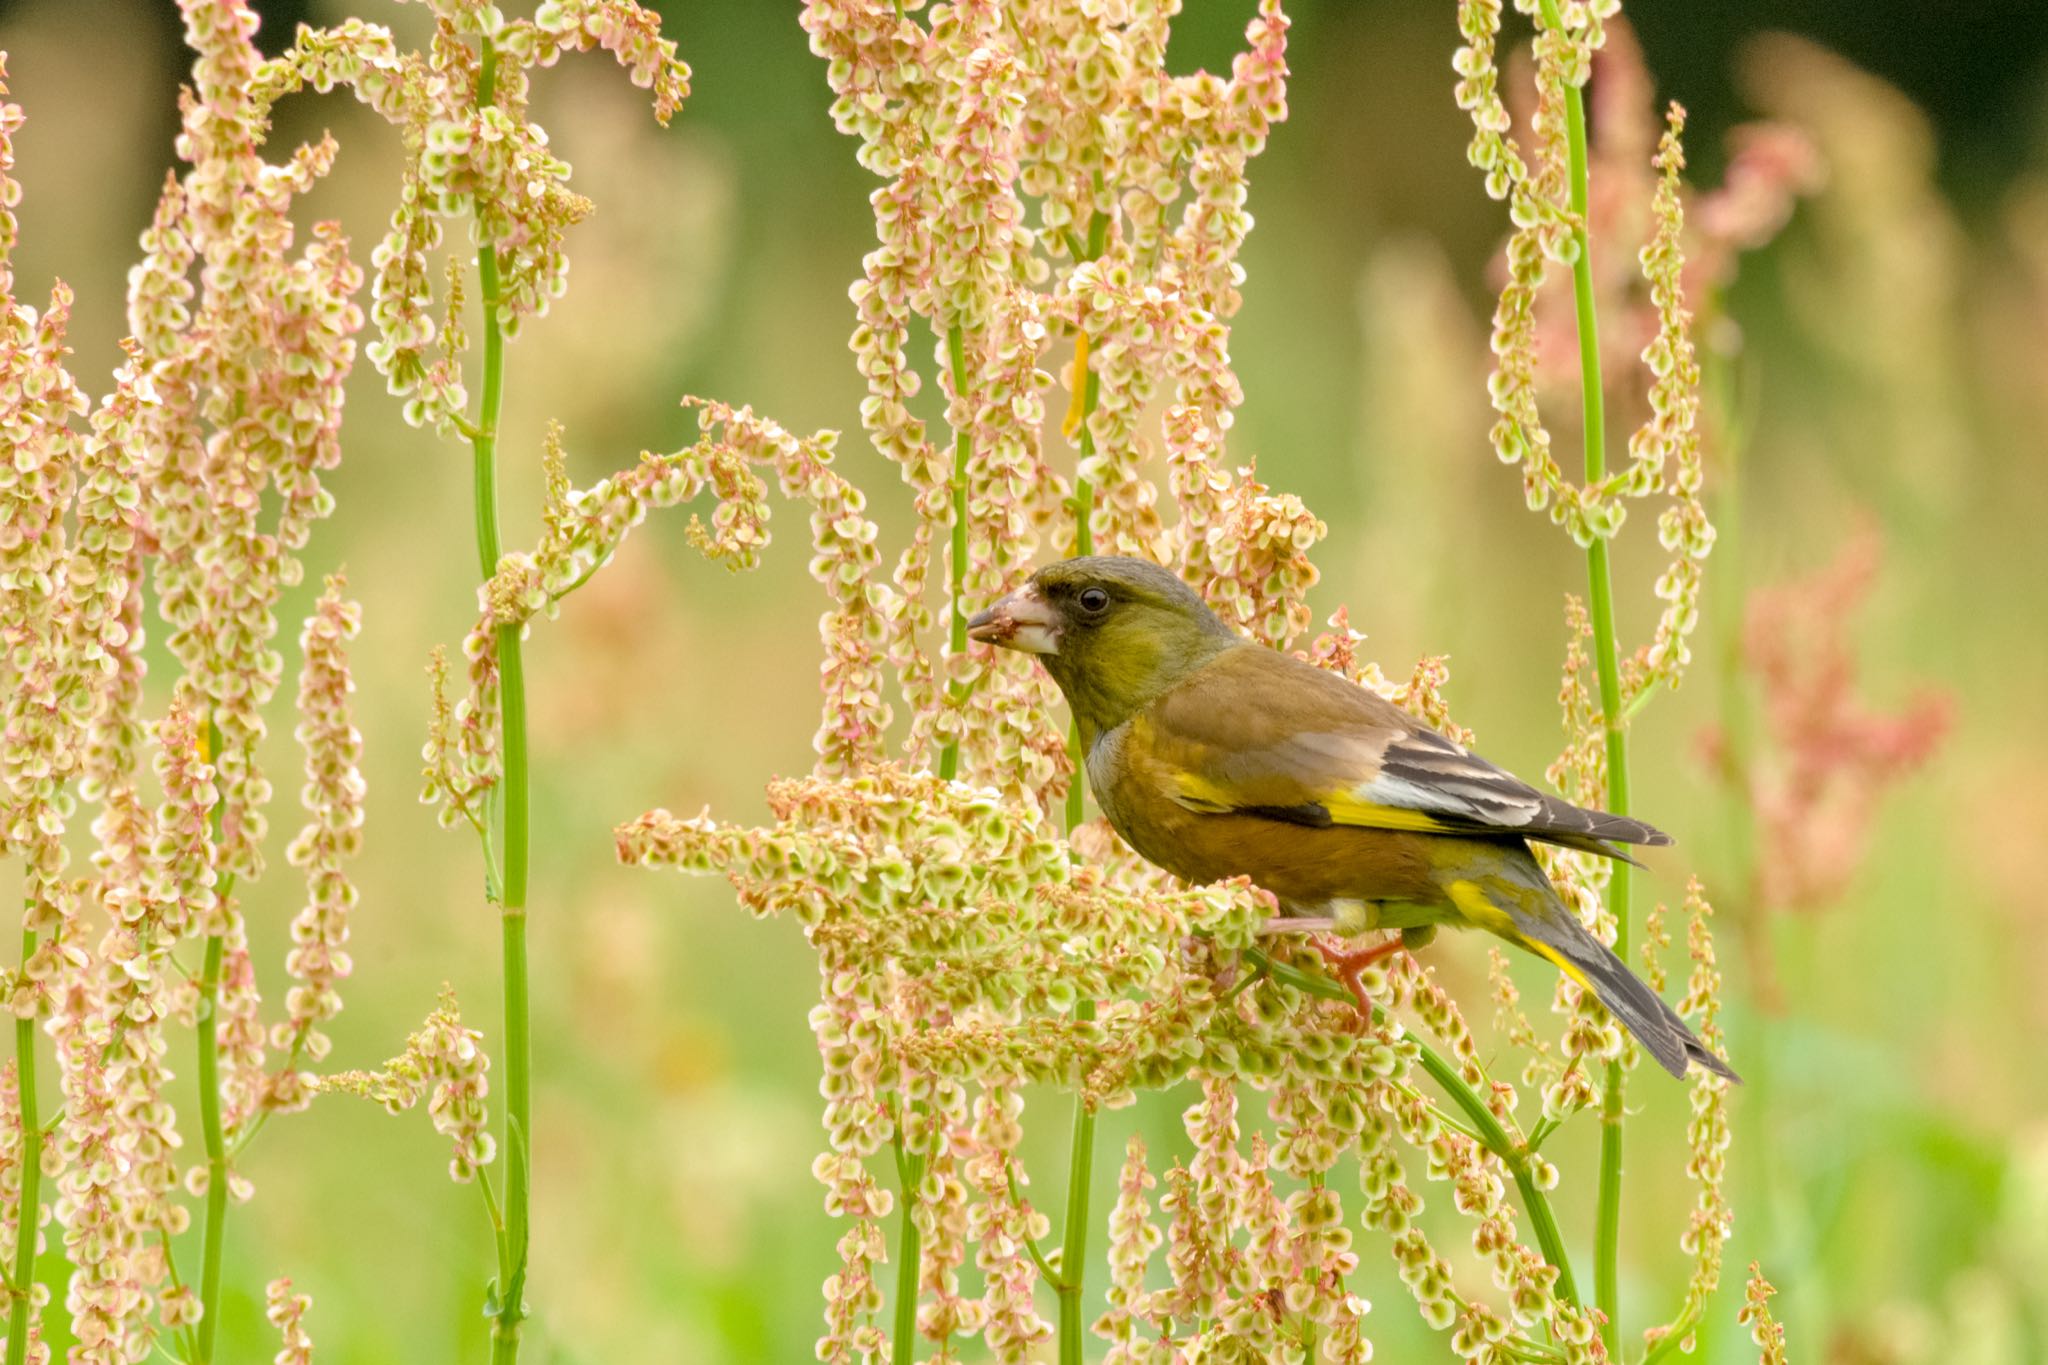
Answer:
[0, 0, 2044, 1360]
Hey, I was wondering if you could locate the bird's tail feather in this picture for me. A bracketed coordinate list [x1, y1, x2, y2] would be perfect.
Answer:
[1502, 889, 1740, 1084]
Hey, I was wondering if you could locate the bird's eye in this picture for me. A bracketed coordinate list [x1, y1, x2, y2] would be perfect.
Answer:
[1078, 587, 1111, 614]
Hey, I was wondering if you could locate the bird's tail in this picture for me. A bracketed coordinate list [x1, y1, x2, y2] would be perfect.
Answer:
[1446, 868, 1741, 1083]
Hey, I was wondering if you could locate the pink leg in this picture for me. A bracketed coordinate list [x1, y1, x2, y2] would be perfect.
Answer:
[1313, 934, 1405, 1016]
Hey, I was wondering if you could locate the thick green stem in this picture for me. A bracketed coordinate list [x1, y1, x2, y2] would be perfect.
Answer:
[1248, 948, 1581, 1305]
[473, 38, 533, 1365]
[1534, 1, 1630, 1346]
[1054, 998, 1098, 1363]
[891, 1132, 926, 1363]
[5, 928, 41, 1365]
[194, 931, 228, 1364]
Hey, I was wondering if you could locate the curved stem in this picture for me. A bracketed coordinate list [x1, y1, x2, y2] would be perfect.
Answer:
[1245, 948, 1581, 1306]
[472, 37, 533, 1365]
[1534, 1, 1629, 1348]
[4, 927, 41, 1365]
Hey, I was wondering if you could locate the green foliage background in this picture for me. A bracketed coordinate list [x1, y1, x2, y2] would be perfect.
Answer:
[0, 0, 2043, 1360]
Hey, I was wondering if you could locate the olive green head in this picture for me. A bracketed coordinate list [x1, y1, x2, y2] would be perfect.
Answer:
[967, 555, 1240, 741]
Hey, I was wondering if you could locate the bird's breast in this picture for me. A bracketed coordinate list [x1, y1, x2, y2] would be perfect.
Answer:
[1086, 719, 1208, 881]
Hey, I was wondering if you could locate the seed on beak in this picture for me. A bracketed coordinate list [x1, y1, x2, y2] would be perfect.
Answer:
[966, 585, 1061, 655]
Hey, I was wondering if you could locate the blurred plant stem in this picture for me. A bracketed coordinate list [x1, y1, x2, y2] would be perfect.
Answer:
[1705, 346, 1822, 1365]
[471, 38, 534, 1365]
[193, 722, 234, 1364]
[1532, 1, 1630, 1351]
[5, 925, 40, 1365]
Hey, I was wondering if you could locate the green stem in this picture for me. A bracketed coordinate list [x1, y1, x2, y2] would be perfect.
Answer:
[1535, 1, 1629, 1347]
[937, 324, 974, 784]
[190, 718, 238, 1365]
[4, 928, 40, 1365]
[194, 931, 228, 1364]
[473, 37, 533, 1365]
[1054, 998, 1098, 1363]
[1245, 948, 1581, 1305]
[891, 1130, 926, 1363]
[478, 1166, 513, 1288]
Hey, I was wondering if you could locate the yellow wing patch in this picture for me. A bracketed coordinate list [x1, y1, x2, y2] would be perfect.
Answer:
[1168, 771, 1236, 814]
[1321, 791, 1459, 833]
[1168, 771, 1460, 832]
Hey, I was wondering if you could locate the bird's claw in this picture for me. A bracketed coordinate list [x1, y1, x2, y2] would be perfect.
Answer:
[1313, 933, 1406, 1019]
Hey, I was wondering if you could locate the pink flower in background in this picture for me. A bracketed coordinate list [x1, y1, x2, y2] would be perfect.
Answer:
[1704, 532, 1952, 917]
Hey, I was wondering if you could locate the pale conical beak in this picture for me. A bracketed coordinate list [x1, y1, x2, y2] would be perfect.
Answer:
[966, 584, 1061, 655]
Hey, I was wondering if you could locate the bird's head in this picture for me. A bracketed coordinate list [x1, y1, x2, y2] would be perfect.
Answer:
[967, 556, 1240, 742]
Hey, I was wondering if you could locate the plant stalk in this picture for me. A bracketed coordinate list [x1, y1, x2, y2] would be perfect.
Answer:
[1054, 996, 1098, 1363]
[1534, 1, 1630, 1347]
[191, 717, 237, 1365]
[194, 931, 228, 1364]
[891, 1132, 926, 1362]
[473, 38, 534, 1365]
[4, 927, 40, 1365]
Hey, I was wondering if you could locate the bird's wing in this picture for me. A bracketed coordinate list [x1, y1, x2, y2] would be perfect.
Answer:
[1143, 645, 1671, 852]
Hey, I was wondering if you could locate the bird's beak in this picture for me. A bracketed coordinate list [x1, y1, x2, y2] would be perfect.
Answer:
[966, 584, 1061, 655]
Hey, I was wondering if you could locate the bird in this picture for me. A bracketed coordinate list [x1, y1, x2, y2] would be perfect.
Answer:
[966, 554, 1738, 1083]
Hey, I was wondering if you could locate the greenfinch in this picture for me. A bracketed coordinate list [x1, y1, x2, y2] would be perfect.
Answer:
[968, 555, 1737, 1082]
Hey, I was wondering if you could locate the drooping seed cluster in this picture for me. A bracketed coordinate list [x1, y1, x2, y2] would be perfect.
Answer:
[270, 577, 367, 1113]
[320, 989, 495, 1184]
[257, 0, 690, 435]
[1738, 1263, 1788, 1364]
[264, 1278, 315, 1365]
[1625, 107, 1713, 696]
[421, 398, 893, 834]
[1656, 879, 1734, 1356]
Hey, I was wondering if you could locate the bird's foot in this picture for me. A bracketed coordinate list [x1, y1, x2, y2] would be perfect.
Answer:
[1313, 933, 1405, 1018]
